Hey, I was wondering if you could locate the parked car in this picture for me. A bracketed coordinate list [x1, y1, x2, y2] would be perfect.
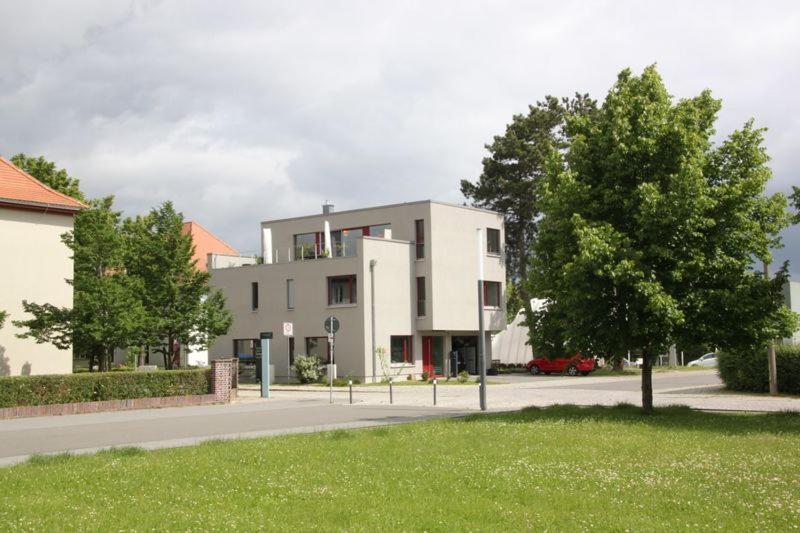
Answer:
[688, 352, 718, 367]
[526, 355, 596, 376]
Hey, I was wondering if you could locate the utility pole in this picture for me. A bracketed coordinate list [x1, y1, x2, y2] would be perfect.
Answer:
[476, 228, 487, 411]
[763, 261, 779, 395]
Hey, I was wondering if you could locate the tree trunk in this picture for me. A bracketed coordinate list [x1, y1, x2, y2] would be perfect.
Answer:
[641, 351, 654, 413]
[107, 346, 115, 371]
[612, 356, 624, 372]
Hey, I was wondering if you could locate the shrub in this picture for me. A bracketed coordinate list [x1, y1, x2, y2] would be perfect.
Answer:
[421, 371, 430, 382]
[457, 371, 470, 383]
[0, 369, 212, 408]
[718, 345, 800, 395]
[293, 355, 322, 384]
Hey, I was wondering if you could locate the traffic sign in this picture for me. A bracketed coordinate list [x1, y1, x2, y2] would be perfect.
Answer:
[327, 333, 334, 343]
[260, 331, 273, 340]
[324, 316, 340, 333]
[282, 322, 294, 337]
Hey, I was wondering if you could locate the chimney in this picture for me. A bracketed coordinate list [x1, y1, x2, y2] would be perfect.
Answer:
[322, 201, 334, 215]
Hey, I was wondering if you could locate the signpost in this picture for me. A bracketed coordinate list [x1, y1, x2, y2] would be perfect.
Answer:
[259, 331, 272, 398]
[283, 322, 293, 383]
[325, 316, 339, 403]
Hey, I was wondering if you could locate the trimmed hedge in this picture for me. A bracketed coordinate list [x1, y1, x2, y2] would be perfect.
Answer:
[718, 345, 800, 395]
[0, 369, 212, 408]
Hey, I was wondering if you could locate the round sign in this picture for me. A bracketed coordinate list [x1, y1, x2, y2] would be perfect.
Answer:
[324, 316, 340, 333]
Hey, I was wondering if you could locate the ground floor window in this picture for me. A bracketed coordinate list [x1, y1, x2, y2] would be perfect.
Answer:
[390, 336, 413, 363]
[289, 337, 295, 365]
[306, 336, 331, 364]
[233, 339, 261, 383]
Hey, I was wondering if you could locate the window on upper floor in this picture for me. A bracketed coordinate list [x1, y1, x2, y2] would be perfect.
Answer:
[416, 276, 426, 317]
[251, 282, 259, 310]
[328, 275, 357, 305]
[487, 228, 501, 255]
[294, 232, 324, 260]
[286, 279, 295, 309]
[483, 281, 502, 308]
[415, 219, 425, 259]
[391, 336, 414, 364]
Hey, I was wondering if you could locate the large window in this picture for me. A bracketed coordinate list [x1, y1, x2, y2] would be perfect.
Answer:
[483, 281, 502, 308]
[416, 277, 426, 317]
[487, 228, 501, 255]
[306, 337, 330, 364]
[294, 232, 324, 260]
[286, 279, 295, 309]
[331, 224, 392, 257]
[328, 275, 357, 305]
[415, 219, 425, 259]
[251, 282, 259, 310]
[391, 336, 414, 364]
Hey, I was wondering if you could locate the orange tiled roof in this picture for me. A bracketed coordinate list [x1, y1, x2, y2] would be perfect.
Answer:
[0, 156, 86, 212]
[182, 221, 238, 272]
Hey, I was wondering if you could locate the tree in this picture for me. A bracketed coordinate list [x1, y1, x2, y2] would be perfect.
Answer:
[0, 310, 8, 329]
[124, 202, 231, 369]
[529, 66, 796, 412]
[14, 197, 146, 370]
[10, 153, 86, 202]
[461, 95, 596, 336]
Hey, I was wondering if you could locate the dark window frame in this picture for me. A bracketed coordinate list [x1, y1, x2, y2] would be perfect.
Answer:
[390, 336, 414, 364]
[286, 278, 295, 310]
[251, 281, 259, 310]
[416, 276, 426, 317]
[483, 281, 502, 308]
[328, 275, 357, 305]
[415, 219, 425, 259]
[487, 228, 501, 255]
[305, 336, 331, 364]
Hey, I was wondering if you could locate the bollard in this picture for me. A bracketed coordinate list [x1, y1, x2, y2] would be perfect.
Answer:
[348, 380, 353, 404]
[433, 378, 437, 406]
[389, 379, 393, 405]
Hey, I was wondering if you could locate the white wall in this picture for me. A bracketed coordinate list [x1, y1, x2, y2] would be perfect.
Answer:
[0, 207, 74, 376]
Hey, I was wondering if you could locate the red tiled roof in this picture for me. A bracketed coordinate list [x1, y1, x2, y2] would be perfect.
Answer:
[182, 221, 238, 272]
[0, 156, 87, 212]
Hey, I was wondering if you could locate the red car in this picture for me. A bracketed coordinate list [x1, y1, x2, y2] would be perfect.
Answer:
[526, 355, 595, 376]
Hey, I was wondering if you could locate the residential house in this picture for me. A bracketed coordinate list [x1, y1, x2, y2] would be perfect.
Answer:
[783, 280, 800, 345]
[209, 200, 506, 382]
[0, 157, 85, 376]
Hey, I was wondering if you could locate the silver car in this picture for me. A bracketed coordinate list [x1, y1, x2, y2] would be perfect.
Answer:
[688, 352, 718, 367]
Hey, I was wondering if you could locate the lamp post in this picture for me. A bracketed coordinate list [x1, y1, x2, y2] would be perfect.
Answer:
[477, 228, 487, 411]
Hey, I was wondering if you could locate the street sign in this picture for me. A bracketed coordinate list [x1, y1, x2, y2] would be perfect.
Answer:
[282, 322, 294, 337]
[324, 316, 340, 333]
[260, 331, 273, 340]
[327, 333, 334, 343]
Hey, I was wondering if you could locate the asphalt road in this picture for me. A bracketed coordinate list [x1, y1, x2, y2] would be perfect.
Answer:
[0, 400, 470, 467]
[495, 370, 722, 392]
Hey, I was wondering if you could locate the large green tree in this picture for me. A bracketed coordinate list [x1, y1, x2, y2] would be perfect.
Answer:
[529, 66, 796, 412]
[0, 310, 7, 329]
[461, 95, 595, 333]
[124, 202, 231, 369]
[10, 153, 86, 202]
[15, 197, 146, 370]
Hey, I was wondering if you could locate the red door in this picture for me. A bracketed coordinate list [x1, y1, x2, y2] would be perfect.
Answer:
[422, 337, 433, 376]
[422, 336, 444, 376]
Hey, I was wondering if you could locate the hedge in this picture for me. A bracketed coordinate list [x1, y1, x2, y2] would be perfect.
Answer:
[718, 345, 800, 395]
[0, 369, 212, 408]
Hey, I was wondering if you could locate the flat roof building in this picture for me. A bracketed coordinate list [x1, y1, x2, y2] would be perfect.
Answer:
[209, 200, 506, 382]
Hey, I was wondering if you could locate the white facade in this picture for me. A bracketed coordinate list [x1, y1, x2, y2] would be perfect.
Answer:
[783, 280, 800, 345]
[209, 200, 506, 382]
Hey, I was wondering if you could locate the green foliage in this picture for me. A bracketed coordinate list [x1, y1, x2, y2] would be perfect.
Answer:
[529, 65, 797, 411]
[718, 344, 800, 394]
[0, 369, 211, 408]
[10, 153, 86, 202]
[457, 370, 470, 383]
[293, 355, 322, 383]
[0, 310, 6, 329]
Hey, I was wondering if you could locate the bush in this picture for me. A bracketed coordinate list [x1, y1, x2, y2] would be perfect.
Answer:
[718, 345, 800, 395]
[0, 369, 212, 408]
[293, 355, 322, 384]
[457, 371, 470, 383]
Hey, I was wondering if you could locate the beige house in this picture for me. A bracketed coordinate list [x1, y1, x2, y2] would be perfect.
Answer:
[783, 280, 800, 345]
[0, 157, 85, 376]
[209, 200, 506, 382]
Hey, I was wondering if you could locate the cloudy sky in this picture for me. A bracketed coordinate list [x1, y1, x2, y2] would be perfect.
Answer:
[1, 1, 798, 272]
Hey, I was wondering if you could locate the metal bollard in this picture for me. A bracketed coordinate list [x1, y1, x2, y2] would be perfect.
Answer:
[348, 380, 353, 404]
[389, 379, 393, 404]
[433, 378, 437, 406]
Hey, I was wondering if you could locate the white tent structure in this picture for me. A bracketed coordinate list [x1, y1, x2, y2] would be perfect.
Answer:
[491, 299, 547, 365]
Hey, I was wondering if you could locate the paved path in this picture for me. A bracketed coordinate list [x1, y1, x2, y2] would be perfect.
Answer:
[0, 399, 470, 467]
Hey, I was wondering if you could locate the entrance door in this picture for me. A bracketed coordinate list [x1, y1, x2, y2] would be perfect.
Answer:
[422, 336, 444, 376]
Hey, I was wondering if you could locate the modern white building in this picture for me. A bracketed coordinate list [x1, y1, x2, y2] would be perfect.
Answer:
[0, 157, 85, 376]
[209, 200, 506, 382]
[783, 280, 800, 345]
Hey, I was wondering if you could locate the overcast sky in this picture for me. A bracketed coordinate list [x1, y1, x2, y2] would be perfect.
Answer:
[1, 1, 798, 273]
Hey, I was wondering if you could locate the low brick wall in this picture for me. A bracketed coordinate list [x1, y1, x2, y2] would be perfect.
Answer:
[0, 393, 219, 419]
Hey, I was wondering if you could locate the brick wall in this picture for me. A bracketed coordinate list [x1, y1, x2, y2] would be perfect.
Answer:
[211, 358, 238, 402]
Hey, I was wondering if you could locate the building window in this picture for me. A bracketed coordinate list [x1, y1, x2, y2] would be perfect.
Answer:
[251, 282, 259, 310]
[294, 232, 324, 259]
[483, 281, 502, 308]
[328, 275, 357, 305]
[306, 337, 330, 364]
[415, 219, 425, 259]
[391, 336, 414, 364]
[487, 228, 501, 255]
[416, 277, 426, 317]
[286, 279, 295, 309]
[289, 337, 295, 365]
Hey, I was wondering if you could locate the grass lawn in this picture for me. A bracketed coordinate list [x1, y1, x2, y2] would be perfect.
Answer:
[2, 405, 799, 531]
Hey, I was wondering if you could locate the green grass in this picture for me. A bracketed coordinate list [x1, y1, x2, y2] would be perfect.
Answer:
[2, 405, 799, 531]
